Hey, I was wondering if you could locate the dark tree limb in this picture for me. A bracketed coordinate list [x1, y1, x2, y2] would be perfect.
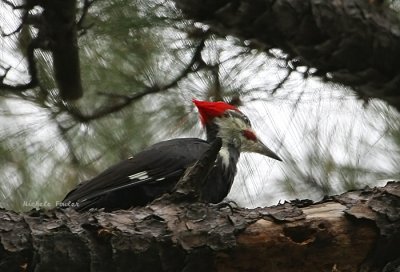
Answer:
[0, 182, 399, 272]
[0, 0, 84, 100]
[42, 0, 82, 100]
[172, 0, 400, 111]
[77, 0, 95, 29]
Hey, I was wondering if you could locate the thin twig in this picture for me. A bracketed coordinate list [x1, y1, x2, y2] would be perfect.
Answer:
[77, 0, 95, 30]
[64, 38, 207, 123]
[271, 68, 293, 95]
[0, 40, 39, 91]
[2, 0, 25, 9]
[1, 24, 23, 37]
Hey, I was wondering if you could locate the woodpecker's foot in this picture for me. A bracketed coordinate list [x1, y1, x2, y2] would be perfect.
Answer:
[209, 200, 239, 213]
[88, 207, 105, 213]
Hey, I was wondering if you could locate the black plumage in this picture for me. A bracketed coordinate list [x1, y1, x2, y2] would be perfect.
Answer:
[62, 138, 239, 211]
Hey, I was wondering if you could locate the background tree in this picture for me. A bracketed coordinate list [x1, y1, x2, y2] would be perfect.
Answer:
[0, 0, 399, 212]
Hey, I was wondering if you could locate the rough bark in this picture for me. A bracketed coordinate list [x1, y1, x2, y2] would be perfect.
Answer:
[173, 0, 400, 111]
[0, 182, 399, 272]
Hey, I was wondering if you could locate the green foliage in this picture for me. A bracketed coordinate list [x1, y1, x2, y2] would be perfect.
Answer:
[0, 0, 399, 211]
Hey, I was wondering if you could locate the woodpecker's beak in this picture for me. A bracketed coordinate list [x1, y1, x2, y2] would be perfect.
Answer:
[254, 140, 282, 161]
[241, 128, 282, 161]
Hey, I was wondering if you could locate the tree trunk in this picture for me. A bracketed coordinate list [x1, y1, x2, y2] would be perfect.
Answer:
[0, 182, 399, 272]
[43, 0, 83, 100]
[172, 0, 400, 111]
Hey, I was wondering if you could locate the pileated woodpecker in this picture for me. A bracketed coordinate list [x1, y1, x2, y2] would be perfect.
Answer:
[62, 100, 282, 211]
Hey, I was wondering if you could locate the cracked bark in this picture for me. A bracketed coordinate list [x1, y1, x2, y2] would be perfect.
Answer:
[172, 0, 400, 111]
[0, 182, 399, 272]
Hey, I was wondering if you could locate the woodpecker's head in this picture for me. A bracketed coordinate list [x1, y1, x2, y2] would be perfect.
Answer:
[193, 99, 282, 161]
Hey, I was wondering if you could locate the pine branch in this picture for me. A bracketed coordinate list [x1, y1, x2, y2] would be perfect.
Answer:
[63, 39, 207, 123]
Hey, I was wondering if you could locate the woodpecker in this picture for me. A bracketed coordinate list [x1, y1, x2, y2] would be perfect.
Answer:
[62, 100, 282, 211]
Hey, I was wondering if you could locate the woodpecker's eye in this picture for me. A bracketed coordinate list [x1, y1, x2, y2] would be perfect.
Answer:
[242, 115, 251, 126]
[242, 129, 257, 141]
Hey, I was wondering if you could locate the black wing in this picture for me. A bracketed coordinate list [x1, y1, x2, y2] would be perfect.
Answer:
[62, 138, 209, 211]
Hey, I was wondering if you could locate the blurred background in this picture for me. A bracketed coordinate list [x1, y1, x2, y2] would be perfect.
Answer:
[1, 0, 399, 211]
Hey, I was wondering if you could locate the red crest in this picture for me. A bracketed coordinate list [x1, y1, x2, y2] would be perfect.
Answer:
[193, 99, 240, 125]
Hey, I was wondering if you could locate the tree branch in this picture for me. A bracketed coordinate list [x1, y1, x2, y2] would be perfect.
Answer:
[0, 182, 398, 271]
[77, 0, 94, 28]
[64, 39, 207, 123]
[43, 0, 83, 100]
[1, 0, 83, 100]
[271, 67, 294, 95]
[1, 0, 25, 9]
[77, 0, 95, 36]
[172, 0, 400, 111]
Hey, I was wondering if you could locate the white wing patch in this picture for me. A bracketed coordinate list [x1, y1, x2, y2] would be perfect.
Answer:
[128, 171, 149, 180]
